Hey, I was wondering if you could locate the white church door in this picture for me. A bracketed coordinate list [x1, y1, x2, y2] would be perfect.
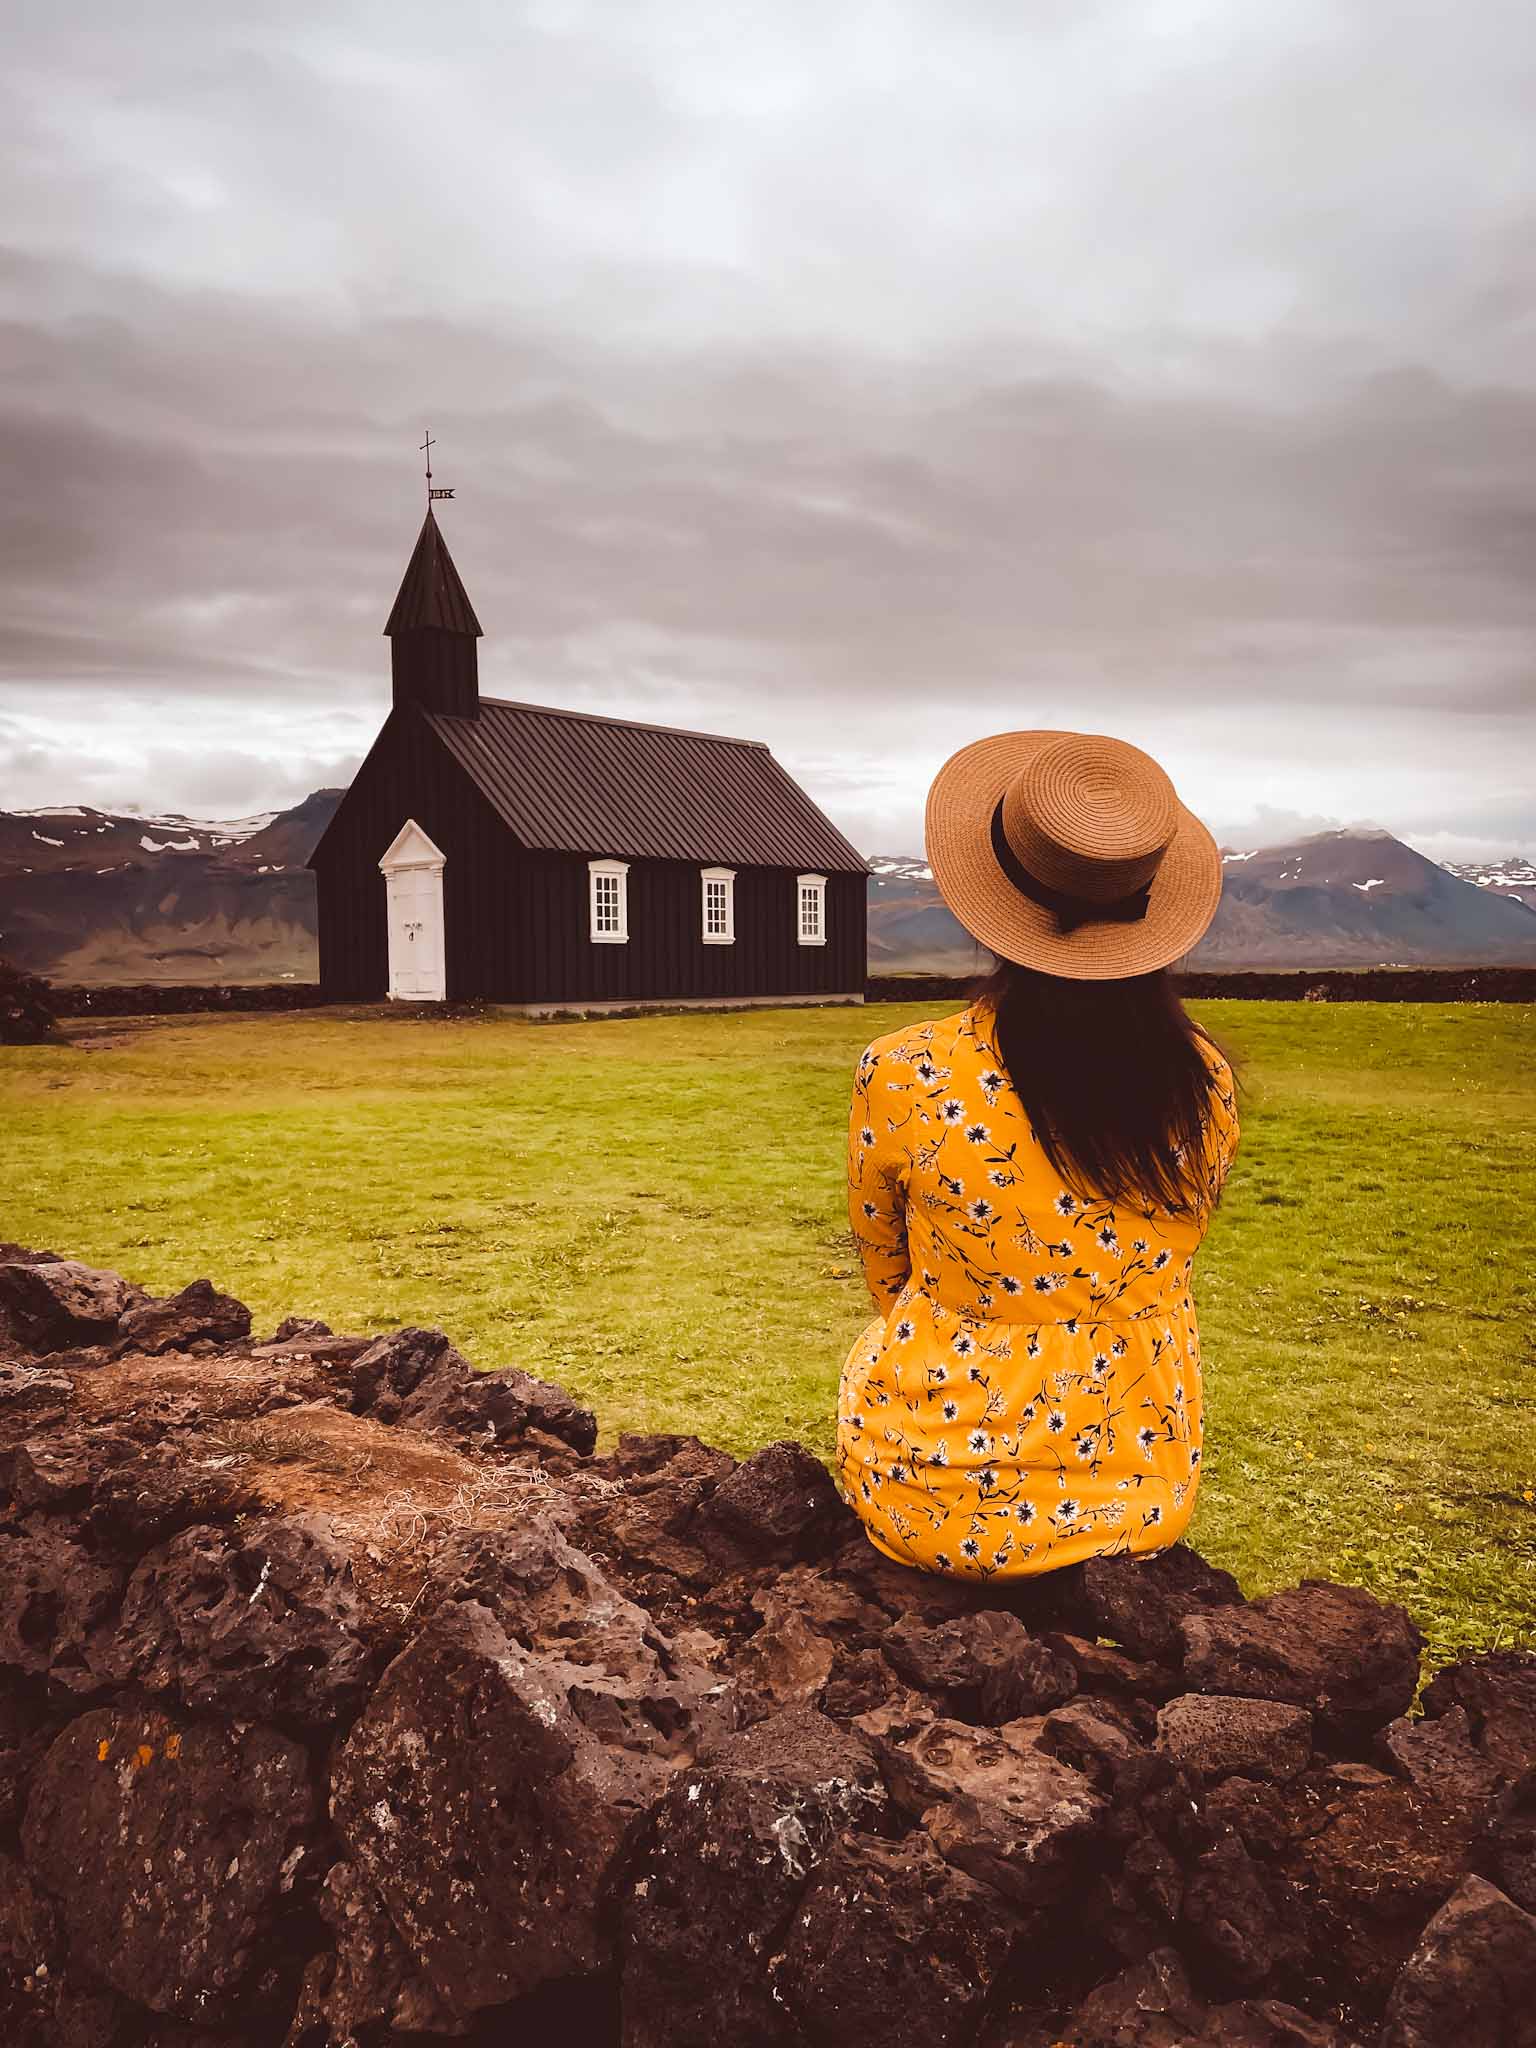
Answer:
[378, 819, 447, 1002]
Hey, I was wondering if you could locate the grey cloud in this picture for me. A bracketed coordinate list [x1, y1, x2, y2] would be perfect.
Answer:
[1, 2, 1534, 858]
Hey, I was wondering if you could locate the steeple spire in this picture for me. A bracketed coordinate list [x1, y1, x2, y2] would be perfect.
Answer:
[384, 496, 482, 719]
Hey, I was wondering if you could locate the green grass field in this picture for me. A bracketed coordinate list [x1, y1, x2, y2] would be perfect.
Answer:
[4, 1000, 1532, 1666]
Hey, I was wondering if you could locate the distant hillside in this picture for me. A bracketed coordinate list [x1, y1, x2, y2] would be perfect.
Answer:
[867, 831, 1536, 973]
[1441, 854, 1536, 915]
[4, 800, 1534, 983]
[0, 792, 341, 984]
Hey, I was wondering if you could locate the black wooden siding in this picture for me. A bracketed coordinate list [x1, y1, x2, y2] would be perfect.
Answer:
[312, 707, 514, 1001]
[313, 709, 865, 1003]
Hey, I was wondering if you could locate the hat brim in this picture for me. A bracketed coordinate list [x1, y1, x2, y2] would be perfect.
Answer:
[924, 730, 1223, 980]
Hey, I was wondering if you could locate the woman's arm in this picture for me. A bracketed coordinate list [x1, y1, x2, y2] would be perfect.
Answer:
[848, 1044, 911, 1313]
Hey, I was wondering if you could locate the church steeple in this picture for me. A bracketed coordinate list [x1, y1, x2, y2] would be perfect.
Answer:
[384, 509, 483, 720]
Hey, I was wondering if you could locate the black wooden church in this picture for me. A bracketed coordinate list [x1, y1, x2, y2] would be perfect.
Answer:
[309, 511, 867, 1008]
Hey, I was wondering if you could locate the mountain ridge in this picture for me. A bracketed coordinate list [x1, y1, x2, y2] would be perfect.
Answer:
[2, 793, 1533, 982]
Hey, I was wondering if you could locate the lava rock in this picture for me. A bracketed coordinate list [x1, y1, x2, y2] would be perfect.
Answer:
[857, 1703, 1106, 1909]
[426, 1518, 733, 1756]
[0, 1365, 74, 1425]
[22, 1702, 316, 2021]
[0, 1519, 124, 1695]
[1199, 1774, 1297, 1859]
[113, 1514, 374, 1728]
[0, 1439, 97, 1514]
[1061, 1946, 1211, 2045]
[402, 1357, 599, 1456]
[270, 1315, 333, 1342]
[1482, 1769, 1536, 1914]
[0, 1260, 133, 1355]
[117, 1279, 252, 1354]
[333, 1597, 679, 2016]
[345, 1325, 460, 1419]
[86, 1439, 261, 1550]
[0, 1673, 52, 1832]
[1040, 1696, 1170, 1802]
[1081, 1544, 1245, 1664]
[1180, 1834, 1305, 1991]
[1422, 1650, 1536, 1784]
[881, 1609, 1078, 1724]
[283, 1861, 466, 2042]
[1156, 1694, 1314, 1783]
[1379, 1703, 1504, 1808]
[700, 1440, 852, 1563]
[1180, 1578, 1423, 1738]
[1285, 1776, 1487, 2005]
[769, 1829, 1031, 2048]
[1042, 1629, 1185, 1702]
[619, 1703, 887, 2048]
[1379, 1873, 1536, 2048]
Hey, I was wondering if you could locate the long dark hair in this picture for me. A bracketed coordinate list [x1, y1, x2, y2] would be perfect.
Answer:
[972, 960, 1229, 1215]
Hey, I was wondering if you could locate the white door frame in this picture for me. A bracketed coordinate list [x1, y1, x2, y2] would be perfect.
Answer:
[378, 818, 447, 1002]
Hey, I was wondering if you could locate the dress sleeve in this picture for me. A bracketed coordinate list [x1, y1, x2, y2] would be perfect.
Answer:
[848, 1042, 911, 1314]
[1201, 1046, 1241, 1199]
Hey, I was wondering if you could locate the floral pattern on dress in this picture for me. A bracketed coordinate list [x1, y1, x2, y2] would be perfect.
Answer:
[835, 1002, 1238, 1579]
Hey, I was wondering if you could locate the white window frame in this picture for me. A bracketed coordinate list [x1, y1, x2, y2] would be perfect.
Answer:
[797, 872, 827, 947]
[588, 858, 630, 943]
[701, 866, 736, 945]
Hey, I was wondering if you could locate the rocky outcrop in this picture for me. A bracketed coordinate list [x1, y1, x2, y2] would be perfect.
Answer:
[0, 1245, 1531, 2046]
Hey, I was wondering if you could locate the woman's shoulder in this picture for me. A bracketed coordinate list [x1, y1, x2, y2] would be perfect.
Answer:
[858, 1007, 975, 1072]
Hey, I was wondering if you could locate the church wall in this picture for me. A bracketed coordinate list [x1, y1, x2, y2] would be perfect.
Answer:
[311, 707, 513, 1001]
[510, 853, 865, 1004]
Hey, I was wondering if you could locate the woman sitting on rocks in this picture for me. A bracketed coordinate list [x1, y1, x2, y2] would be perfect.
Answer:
[837, 730, 1238, 1579]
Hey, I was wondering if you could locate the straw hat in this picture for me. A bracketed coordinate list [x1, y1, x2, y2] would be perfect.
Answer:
[924, 730, 1222, 979]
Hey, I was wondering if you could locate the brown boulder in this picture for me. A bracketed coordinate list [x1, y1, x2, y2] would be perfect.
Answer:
[282, 1861, 466, 2042]
[699, 1439, 852, 1563]
[0, 1260, 133, 1355]
[1284, 1776, 1486, 2005]
[1422, 1650, 1536, 1784]
[769, 1829, 1031, 2048]
[0, 1518, 123, 1695]
[1081, 1544, 1245, 1663]
[1379, 1873, 1536, 2048]
[21, 1703, 316, 2021]
[1180, 1579, 1423, 1737]
[117, 1279, 252, 1354]
[113, 1514, 374, 1728]
[1180, 1834, 1306, 1991]
[1379, 1703, 1504, 1808]
[1040, 1696, 1171, 1803]
[881, 1609, 1078, 1724]
[0, 1364, 74, 1426]
[619, 1704, 887, 2048]
[1156, 1694, 1314, 1783]
[332, 1597, 676, 2016]
[857, 1703, 1106, 1909]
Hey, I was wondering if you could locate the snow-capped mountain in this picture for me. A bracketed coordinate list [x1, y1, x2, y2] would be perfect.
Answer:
[0, 793, 341, 984]
[1442, 854, 1536, 916]
[4, 801, 1534, 983]
[865, 828, 1536, 972]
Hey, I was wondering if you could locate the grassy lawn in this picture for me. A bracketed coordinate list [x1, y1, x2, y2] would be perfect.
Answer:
[3, 999, 1533, 1666]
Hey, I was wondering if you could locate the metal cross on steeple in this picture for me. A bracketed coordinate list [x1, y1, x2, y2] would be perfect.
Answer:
[421, 429, 454, 505]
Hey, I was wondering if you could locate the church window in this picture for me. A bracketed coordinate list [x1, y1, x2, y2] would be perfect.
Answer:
[589, 859, 630, 943]
[797, 873, 827, 946]
[701, 867, 736, 944]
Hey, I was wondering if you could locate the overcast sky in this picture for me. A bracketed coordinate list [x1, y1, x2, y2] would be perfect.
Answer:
[3, 0, 1534, 859]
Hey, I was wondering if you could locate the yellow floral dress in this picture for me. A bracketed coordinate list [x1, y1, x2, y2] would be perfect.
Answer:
[835, 1002, 1238, 1579]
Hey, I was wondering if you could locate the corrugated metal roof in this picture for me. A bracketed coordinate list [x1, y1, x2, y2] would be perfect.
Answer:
[425, 699, 867, 871]
[384, 512, 483, 637]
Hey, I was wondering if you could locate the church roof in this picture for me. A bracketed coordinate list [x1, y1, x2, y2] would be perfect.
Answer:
[384, 511, 483, 637]
[425, 698, 867, 872]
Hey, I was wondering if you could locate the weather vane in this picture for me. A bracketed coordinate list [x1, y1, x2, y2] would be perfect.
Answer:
[421, 429, 455, 505]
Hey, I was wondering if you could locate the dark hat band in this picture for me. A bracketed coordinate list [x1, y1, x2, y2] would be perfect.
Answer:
[989, 798, 1153, 937]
